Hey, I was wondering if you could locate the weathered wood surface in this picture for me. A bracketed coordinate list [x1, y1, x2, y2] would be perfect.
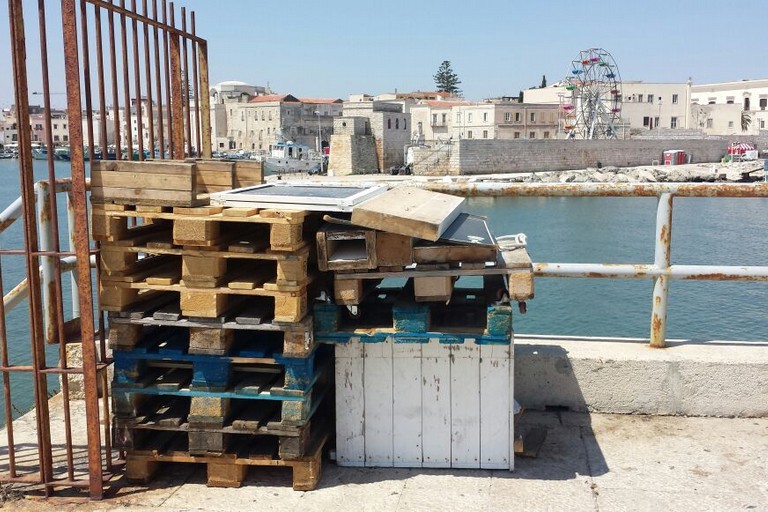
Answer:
[350, 187, 464, 242]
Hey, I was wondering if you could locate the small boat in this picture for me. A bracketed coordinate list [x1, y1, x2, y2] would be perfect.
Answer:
[31, 145, 48, 160]
[264, 139, 324, 175]
[54, 147, 71, 161]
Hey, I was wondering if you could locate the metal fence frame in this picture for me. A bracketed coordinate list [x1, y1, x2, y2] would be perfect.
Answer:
[4, 0, 208, 499]
[424, 181, 768, 347]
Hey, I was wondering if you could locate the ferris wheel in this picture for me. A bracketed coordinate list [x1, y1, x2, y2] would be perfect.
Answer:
[561, 48, 622, 139]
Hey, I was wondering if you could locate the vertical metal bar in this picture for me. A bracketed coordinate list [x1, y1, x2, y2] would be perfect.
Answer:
[8, 0, 54, 492]
[190, 11, 201, 157]
[119, 0, 133, 159]
[61, 0, 105, 499]
[94, 4, 109, 155]
[108, 0, 122, 155]
[650, 193, 673, 348]
[162, 0, 172, 157]
[152, 0, 165, 158]
[142, 0, 155, 158]
[0, 255, 15, 478]
[180, 7, 191, 157]
[79, 0, 96, 161]
[197, 37, 211, 159]
[168, 3, 184, 159]
[131, 0, 144, 160]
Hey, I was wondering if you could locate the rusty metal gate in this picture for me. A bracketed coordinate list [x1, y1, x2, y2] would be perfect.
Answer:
[2, 0, 209, 499]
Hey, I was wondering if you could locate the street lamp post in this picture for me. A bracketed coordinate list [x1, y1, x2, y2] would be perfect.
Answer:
[313, 110, 321, 153]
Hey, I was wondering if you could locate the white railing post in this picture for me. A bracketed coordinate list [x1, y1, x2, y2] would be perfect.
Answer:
[650, 193, 673, 347]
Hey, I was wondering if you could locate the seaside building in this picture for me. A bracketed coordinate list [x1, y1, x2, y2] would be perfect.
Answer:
[690, 79, 768, 136]
[337, 100, 411, 170]
[409, 100, 559, 143]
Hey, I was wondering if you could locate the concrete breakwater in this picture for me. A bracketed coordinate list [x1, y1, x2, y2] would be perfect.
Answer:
[502, 161, 766, 184]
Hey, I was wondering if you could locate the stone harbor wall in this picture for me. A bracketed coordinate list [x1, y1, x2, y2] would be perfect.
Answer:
[412, 137, 765, 176]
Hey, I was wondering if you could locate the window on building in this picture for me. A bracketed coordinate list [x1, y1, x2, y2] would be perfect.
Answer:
[54, 135, 60, 142]
[403, 119, 407, 130]
[261, 111, 265, 120]
[417, 121, 423, 133]
[505, 112, 511, 122]
[467, 130, 473, 139]
[672, 94, 679, 104]
[53, 124, 58, 129]
[514, 132, 520, 139]
[219, 142, 224, 148]
[670, 117, 678, 128]
[267, 127, 270, 135]
[241, 112, 244, 121]
[744, 97, 751, 111]
[760, 98, 767, 110]
[514, 112, 521, 122]
[63, 135, 68, 142]
[441, 113, 446, 124]
[432, 114, 437, 125]
[654, 117, 659, 127]
[258, 130, 263, 140]
[395, 119, 399, 129]
[530, 112, 536, 122]
[647, 95, 654, 103]
[456, 113, 461, 123]
[543, 131, 550, 139]
[483, 113, 488, 122]
[529, 132, 536, 139]
[482, 130, 488, 138]
[761, 120, 765, 129]
[726, 97, 734, 104]
[643, 116, 650, 127]
[706, 119, 713, 128]
[728, 121, 734, 128]
[468, 113, 473, 123]
[387, 119, 391, 129]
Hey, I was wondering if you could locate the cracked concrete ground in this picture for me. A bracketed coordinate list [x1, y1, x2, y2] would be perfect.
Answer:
[2, 403, 767, 512]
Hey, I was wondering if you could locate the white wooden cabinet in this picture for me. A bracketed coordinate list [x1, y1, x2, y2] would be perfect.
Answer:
[334, 337, 514, 470]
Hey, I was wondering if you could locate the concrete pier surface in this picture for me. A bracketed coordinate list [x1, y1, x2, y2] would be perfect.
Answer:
[2, 399, 766, 511]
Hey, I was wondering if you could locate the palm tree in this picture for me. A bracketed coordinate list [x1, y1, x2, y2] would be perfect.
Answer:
[741, 111, 752, 132]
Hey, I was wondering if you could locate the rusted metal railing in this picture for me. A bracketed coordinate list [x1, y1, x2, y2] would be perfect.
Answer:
[424, 181, 768, 348]
[3, 0, 209, 499]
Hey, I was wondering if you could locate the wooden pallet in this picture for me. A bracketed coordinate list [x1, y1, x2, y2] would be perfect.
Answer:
[92, 204, 318, 252]
[113, 393, 332, 459]
[112, 354, 333, 426]
[107, 308, 315, 357]
[315, 287, 513, 345]
[124, 429, 328, 490]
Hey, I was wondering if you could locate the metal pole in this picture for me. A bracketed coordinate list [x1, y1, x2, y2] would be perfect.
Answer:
[650, 193, 673, 348]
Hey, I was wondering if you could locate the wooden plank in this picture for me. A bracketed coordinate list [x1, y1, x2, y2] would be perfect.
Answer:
[480, 344, 512, 470]
[222, 207, 259, 218]
[392, 343, 422, 467]
[421, 340, 451, 468]
[350, 187, 464, 242]
[92, 160, 196, 175]
[363, 339, 393, 467]
[334, 340, 365, 467]
[413, 244, 497, 265]
[91, 171, 194, 190]
[91, 187, 204, 206]
[233, 160, 264, 188]
[450, 343, 481, 468]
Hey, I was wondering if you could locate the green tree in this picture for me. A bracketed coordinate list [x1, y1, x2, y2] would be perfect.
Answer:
[433, 60, 462, 96]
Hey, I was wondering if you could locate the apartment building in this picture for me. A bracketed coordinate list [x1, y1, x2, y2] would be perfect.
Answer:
[691, 79, 768, 135]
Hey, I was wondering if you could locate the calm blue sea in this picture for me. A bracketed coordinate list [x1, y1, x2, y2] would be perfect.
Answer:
[0, 159, 766, 423]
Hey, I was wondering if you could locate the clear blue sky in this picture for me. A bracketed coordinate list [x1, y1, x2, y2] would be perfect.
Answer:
[1, 0, 765, 107]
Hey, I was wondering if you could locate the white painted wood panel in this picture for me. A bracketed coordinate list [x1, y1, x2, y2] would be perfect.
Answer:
[450, 342, 481, 468]
[421, 340, 452, 468]
[334, 340, 365, 466]
[392, 343, 423, 467]
[363, 340, 394, 466]
[480, 344, 511, 469]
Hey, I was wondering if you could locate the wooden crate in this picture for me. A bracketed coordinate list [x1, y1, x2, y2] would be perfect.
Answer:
[91, 160, 205, 207]
[232, 160, 263, 188]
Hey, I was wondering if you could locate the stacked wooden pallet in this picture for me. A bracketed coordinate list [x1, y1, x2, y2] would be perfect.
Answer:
[312, 187, 533, 470]
[94, 161, 331, 490]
